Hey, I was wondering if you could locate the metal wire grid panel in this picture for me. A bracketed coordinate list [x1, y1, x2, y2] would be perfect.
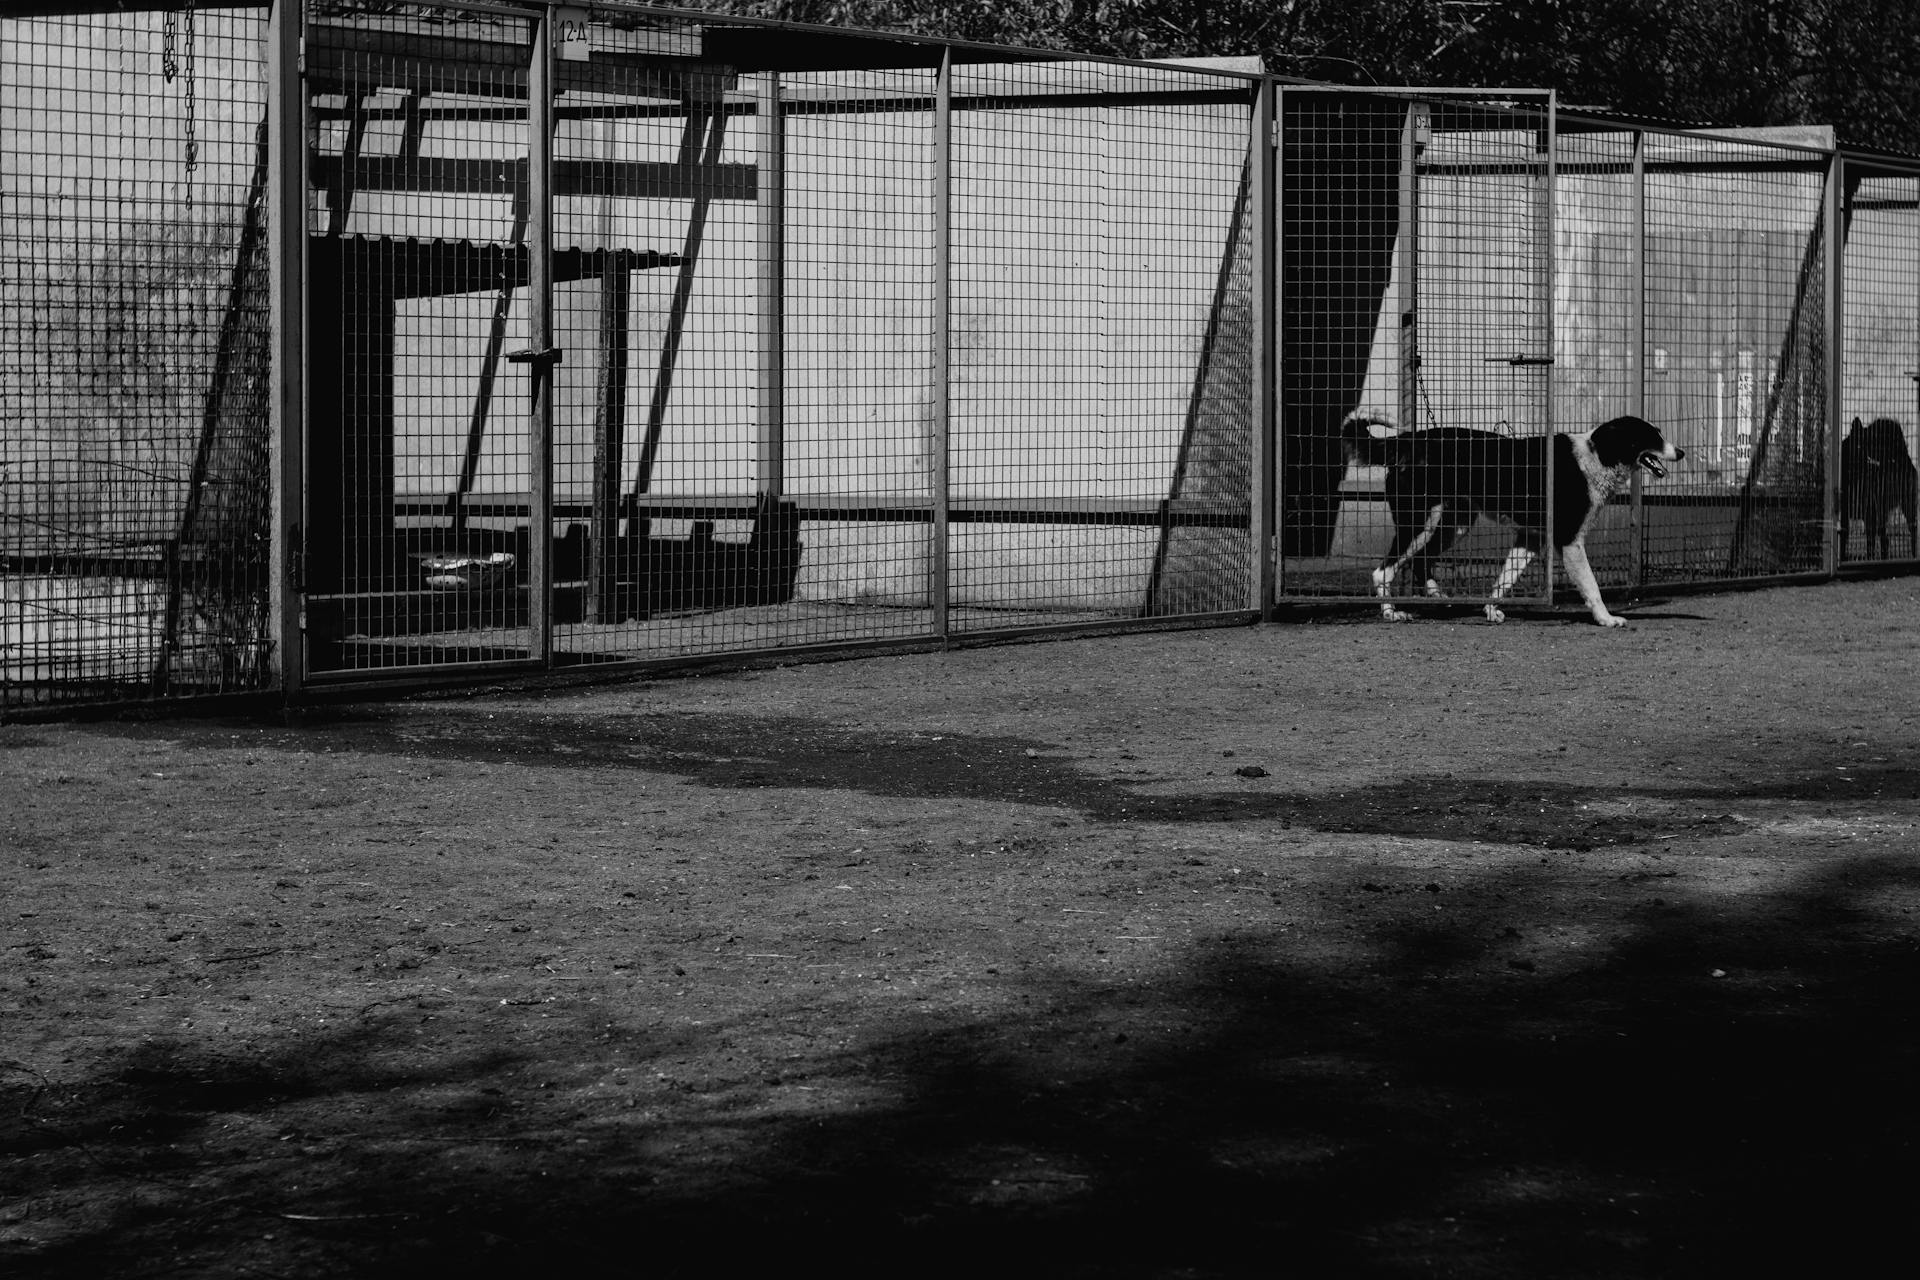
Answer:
[1551, 123, 1642, 591]
[303, 5, 540, 673]
[5, 4, 1916, 710]
[773, 62, 941, 643]
[1839, 160, 1920, 565]
[1277, 91, 1557, 610]
[1, 6, 273, 715]
[944, 59, 1259, 631]
[1275, 100, 1849, 606]
[1640, 129, 1832, 584]
[556, 53, 950, 660]
[294, 3, 1262, 678]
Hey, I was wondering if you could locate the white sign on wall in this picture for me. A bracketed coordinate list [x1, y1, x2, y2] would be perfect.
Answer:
[555, 7, 592, 62]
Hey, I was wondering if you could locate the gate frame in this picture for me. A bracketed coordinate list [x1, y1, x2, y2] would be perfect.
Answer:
[270, 0, 305, 705]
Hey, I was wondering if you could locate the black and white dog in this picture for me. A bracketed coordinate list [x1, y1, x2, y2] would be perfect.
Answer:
[1342, 413, 1684, 627]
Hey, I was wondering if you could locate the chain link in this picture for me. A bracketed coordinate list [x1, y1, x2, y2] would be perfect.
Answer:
[161, 10, 176, 80]
[182, 1, 198, 181]
[162, 3, 199, 204]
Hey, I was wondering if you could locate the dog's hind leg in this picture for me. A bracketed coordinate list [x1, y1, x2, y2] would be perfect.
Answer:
[1414, 524, 1464, 600]
[1373, 504, 1449, 621]
[1372, 549, 1418, 622]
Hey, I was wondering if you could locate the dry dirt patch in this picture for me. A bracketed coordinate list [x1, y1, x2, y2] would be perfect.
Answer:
[4, 579, 1920, 1278]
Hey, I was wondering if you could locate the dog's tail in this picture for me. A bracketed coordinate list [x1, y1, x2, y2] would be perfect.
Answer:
[1341, 413, 1405, 467]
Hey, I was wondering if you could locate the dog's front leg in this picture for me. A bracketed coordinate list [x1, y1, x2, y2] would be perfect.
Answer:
[1483, 545, 1534, 622]
[1560, 541, 1624, 626]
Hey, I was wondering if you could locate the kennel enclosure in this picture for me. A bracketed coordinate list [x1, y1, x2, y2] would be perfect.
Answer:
[3, 2, 1917, 717]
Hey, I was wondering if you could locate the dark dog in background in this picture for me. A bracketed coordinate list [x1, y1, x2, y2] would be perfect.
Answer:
[1343, 413, 1684, 627]
[1839, 416, 1918, 560]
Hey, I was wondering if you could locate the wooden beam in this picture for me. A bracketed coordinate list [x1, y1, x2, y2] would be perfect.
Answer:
[309, 155, 756, 202]
[390, 493, 1252, 529]
[306, 24, 732, 103]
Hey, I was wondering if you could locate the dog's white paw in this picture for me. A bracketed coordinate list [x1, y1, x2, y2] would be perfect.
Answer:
[1484, 604, 1507, 623]
[1593, 612, 1627, 628]
[1380, 606, 1415, 622]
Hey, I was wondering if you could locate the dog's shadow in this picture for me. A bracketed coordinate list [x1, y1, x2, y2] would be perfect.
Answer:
[1612, 595, 1712, 621]
[1342, 601, 1715, 624]
[1613, 611, 1713, 621]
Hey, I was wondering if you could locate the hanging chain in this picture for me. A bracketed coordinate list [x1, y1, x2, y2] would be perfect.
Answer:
[182, 1, 198, 182]
[162, 2, 199, 202]
[161, 8, 177, 81]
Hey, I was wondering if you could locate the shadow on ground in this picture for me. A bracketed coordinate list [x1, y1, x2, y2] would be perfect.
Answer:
[105, 708, 1920, 849]
[6, 851, 1917, 1279]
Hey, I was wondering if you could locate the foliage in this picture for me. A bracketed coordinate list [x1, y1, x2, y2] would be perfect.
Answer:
[695, 0, 1918, 152]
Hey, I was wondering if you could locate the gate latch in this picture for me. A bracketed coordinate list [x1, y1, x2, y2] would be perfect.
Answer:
[1490, 354, 1555, 367]
[505, 346, 565, 366]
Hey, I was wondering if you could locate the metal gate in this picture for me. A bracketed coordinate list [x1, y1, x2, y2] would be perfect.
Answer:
[1277, 89, 1556, 615]
[303, 5, 546, 677]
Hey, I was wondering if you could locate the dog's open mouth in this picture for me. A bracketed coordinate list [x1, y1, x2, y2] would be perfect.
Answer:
[1637, 451, 1669, 479]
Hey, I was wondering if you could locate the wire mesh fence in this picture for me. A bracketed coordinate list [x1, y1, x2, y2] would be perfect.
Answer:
[1272, 98, 1867, 608]
[1278, 91, 1561, 615]
[303, 4, 540, 672]
[294, 3, 1263, 681]
[1640, 128, 1832, 584]
[2, 3, 1918, 716]
[2, 4, 273, 714]
[1552, 121, 1640, 590]
[1840, 161, 1920, 565]
[944, 57, 1258, 632]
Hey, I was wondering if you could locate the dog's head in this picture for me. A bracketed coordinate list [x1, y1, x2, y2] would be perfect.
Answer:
[1591, 415, 1684, 479]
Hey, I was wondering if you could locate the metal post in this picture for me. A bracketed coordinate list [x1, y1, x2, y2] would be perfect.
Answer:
[1396, 103, 1424, 433]
[268, 0, 305, 703]
[931, 47, 952, 639]
[1629, 128, 1646, 587]
[755, 71, 785, 499]
[588, 265, 630, 624]
[1823, 152, 1844, 576]
[527, 10, 555, 660]
[1539, 96, 1556, 604]
[586, 61, 626, 626]
[1251, 78, 1277, 613]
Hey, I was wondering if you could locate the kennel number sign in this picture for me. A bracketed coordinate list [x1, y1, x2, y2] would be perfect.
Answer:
[556, 8, 592, 61]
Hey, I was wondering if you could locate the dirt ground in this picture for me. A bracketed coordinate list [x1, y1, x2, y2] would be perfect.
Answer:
[4, 579, 1919, 1279]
